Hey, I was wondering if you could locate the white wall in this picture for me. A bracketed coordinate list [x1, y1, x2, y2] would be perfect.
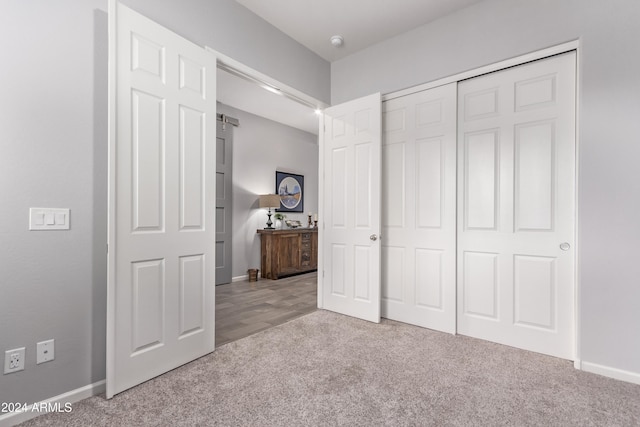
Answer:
[332, 0, 640, 379]
[217, 104, 319, 279]
[0, 0, 328, 408]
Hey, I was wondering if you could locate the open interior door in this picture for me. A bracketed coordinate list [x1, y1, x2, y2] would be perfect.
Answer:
[107, 2, 217, 397]
[319, 93, 382, 323]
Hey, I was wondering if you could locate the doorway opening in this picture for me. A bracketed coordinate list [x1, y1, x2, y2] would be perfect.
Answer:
[212, 54, 324, 347]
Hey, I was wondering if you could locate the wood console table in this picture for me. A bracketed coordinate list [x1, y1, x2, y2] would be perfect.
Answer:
[257, 228, 318, 280]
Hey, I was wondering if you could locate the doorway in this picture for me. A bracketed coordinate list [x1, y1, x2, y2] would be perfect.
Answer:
[215, 114, 237, 285]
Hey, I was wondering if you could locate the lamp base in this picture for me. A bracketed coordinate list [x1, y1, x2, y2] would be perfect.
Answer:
[264, 209, 274, 229]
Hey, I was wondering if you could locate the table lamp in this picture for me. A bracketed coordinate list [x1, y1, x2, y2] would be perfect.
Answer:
[259, 194, 281, 229]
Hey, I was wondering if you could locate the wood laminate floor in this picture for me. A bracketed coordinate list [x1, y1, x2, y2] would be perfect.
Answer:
[215, 271, 317, 347]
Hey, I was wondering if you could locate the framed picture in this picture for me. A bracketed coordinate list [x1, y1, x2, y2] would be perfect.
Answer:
[275, 171, 304, 213]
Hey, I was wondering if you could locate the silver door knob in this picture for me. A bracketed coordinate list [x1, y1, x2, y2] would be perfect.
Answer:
[559, 242, 570, 251]
[370, 234, 378, 241]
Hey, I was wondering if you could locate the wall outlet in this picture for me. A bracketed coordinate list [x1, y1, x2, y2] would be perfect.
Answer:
[36, 339, 55, 364]
[4, 347, 26, 374]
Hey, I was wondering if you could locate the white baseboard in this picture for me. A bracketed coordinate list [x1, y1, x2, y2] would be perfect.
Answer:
[232, 274, 248, 282]
[0, 379, 105, 427]
[581, 361, 640, 385]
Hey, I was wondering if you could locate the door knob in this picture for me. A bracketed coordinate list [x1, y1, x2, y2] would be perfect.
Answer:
[370, 234, 378, 241]
[559, 242, 570, 251]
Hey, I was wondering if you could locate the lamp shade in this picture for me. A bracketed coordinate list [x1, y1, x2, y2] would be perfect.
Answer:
[259, 194, 281, 209]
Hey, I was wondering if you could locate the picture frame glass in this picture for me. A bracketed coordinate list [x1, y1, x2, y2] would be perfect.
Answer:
[275, 171, 304, 213]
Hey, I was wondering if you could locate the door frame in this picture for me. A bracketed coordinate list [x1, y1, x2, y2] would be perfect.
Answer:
[215, 113, 238, 285]
[321, 40, 581, 365]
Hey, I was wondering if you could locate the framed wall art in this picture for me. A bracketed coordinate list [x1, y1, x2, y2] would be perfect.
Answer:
[275, 171, 304, 213]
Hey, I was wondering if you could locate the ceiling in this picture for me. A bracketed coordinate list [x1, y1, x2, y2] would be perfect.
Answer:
[221, 0, 484, 135]
[234, 0, 484, 61]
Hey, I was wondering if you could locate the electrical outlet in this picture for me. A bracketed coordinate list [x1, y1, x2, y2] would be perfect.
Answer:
[4, 347, 26, 374]
[37, 339, 55, 364]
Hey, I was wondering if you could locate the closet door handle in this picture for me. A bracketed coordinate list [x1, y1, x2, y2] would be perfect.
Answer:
[559, 242, 570, 251]
[370, 234, 378, 242]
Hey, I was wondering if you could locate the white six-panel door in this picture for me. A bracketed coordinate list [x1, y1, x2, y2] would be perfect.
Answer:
[320, 93, 382, 323]
[456, 52, 576, 359]
[108, 2, 217, 397]
[381, 83, 457, 333]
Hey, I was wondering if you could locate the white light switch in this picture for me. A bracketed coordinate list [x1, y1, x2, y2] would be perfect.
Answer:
[34, 213, 45, 226]
[30, 208, 70, 230]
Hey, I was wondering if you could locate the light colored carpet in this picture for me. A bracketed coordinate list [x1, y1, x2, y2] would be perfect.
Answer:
[21, 310, 640, 426]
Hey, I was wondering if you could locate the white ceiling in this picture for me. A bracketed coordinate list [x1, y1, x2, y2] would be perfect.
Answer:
[221, 0, 484, 135]
[234, 0, 484, 61]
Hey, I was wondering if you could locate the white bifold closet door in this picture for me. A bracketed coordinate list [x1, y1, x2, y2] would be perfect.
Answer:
[457, 52, 576, 359]
[381, 83, 457, 333]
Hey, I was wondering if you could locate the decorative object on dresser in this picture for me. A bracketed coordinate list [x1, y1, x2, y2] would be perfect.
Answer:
[276, 171, 304, 213]
[285, 219, 302, 228]
[273, 213, 286, 229]
[257, 229, 318, 279]
[259, 194, 281, 229]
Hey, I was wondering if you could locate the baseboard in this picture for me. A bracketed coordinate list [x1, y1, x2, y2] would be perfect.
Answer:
[581, 361, 640, 385]
[232, 274, 248, 282]
[0, 379, 106, 427]
[573, 358, 581, 370]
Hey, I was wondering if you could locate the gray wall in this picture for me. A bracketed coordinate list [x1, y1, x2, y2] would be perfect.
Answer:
[0, 0, 109, 406]
[0, 0, 328, 407]
[332, 0, 640, 376]
[217, 104, 319, 279]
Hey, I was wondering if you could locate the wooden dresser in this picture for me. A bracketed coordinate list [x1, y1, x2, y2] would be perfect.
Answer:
[257, 228, 318, 279]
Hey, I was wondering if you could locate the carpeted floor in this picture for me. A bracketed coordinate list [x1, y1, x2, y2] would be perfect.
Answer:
[20, 310, 640, 426]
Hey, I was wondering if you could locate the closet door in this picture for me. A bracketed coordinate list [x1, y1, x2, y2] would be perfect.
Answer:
[381, 83, 457, 333]
[457, 52, 576, 359]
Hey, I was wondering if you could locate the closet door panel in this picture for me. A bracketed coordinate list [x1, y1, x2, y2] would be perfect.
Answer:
[457, 52, 576, 360]
[381, 83, 457, 333]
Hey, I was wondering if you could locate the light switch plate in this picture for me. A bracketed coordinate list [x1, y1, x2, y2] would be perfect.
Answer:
[30, 208, 70, 230]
